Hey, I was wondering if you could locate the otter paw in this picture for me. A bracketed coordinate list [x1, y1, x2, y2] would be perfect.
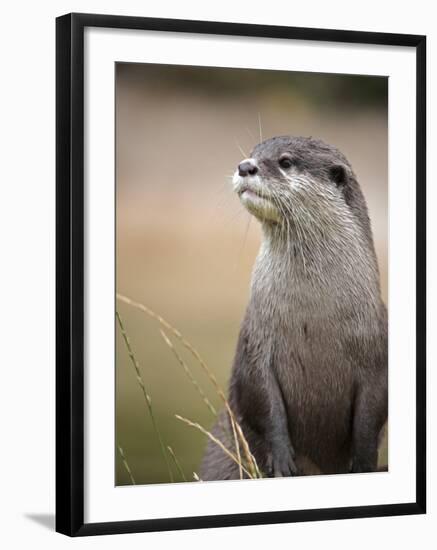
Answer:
[268, 446, 299, 477]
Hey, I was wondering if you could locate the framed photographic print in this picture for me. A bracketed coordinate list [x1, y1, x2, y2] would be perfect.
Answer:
[56, 13, 426, 536]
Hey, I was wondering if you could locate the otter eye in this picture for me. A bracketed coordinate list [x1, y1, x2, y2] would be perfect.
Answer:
[279, 156, 293, 169]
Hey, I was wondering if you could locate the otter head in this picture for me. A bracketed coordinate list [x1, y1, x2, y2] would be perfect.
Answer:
[232, 136, 370, 241]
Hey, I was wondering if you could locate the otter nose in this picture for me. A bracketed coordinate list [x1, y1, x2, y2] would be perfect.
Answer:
[238, 161, 258, 177]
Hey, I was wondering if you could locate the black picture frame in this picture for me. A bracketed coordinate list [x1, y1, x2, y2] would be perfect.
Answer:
[56, 12, 426, 537]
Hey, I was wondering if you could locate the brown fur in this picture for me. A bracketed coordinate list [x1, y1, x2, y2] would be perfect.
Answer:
[201, 137, 388, 479]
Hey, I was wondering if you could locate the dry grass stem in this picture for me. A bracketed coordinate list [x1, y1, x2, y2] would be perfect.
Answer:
[160, 330, 242, 478]
[233, 419, 262, 478]
[116, 310, 174, 482]
[228, 413, 243, 479]
[175, 414, 253, 479]
[117, 293, 261, 478]
[117, 444, 136, 485]
[159, 329, 217, 416]
[167, 446, 187, 482]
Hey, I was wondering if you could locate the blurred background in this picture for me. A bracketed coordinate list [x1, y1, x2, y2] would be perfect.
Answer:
[115, 63, 388, 486]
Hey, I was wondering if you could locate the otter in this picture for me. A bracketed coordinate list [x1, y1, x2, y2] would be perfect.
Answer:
[201, 136, 387, 479]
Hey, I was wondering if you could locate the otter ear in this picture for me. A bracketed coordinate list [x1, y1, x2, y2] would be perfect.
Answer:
[329, 164, 348, 187]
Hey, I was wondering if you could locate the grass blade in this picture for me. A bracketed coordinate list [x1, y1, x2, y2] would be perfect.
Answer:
[159, 329, 217, 416]
[160, 329, 242, 479]
[117, 444, 136, 485]
[116, 310, 174, 482]
[167, 446, 187, 482]
[117, 293, 261, 478]
[175, 414, 253, 479]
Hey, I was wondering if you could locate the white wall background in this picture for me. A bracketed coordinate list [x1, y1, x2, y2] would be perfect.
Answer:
[0, 1, 434, 548]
